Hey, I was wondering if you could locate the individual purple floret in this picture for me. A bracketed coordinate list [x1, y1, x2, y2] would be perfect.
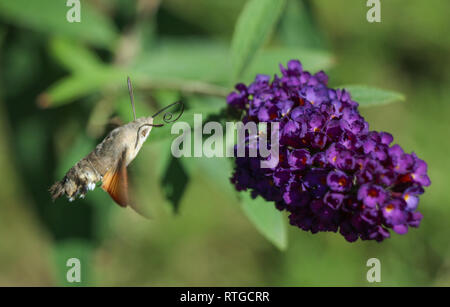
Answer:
[227, 60, 430, 242]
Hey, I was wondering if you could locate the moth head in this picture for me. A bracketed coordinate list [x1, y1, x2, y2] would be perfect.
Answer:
[133, 117, 157, 151]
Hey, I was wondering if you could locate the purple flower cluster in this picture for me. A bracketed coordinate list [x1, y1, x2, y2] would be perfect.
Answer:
[227, 60, 430, 242]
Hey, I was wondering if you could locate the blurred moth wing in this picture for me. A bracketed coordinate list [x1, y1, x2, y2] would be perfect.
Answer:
[101, 149, 129, 207]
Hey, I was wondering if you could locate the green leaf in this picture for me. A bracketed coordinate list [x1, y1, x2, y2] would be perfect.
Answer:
[245, 48, 334, 83]
[160, 157, 190, 214]
[279, 0, 327, 49]
[0, 0, 118, 49]
[38, 68, 124, 108]
[241, 191, 287, 250]
[230, 0, 286, 80]
[133, 40, 230, 83]
[196, 157, 235, 197]
[56, 133, 95, 179]
[49, 38, 103, 73]
[133, 40, 333, 87]
[340, 85, 405, 107]
[150, 138, 194, 215]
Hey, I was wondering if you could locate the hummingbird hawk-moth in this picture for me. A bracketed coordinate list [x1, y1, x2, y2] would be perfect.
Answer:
[49, 77, 183, 215]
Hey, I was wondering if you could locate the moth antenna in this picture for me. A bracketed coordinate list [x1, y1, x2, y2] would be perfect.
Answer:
[127, 76, 137, 121]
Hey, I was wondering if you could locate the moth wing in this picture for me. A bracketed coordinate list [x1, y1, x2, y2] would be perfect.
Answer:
[126, 166, 152, 219]
[129, 196, 151, 219]
[102, 150, 129, 207]
[101, 150, 151, 218]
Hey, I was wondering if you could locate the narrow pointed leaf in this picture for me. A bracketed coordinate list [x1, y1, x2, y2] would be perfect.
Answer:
[341, 85, 405, 107]
[49, 38, 103, 73]
[230, 0, 286, 80]
[0, 0, 118, 49]
[241, 191, 287, 250]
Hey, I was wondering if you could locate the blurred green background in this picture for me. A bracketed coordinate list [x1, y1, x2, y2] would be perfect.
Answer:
[0, 0, 449, 286]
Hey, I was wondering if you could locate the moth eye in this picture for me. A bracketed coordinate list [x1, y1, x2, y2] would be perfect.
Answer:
[141, 129, 148, 137]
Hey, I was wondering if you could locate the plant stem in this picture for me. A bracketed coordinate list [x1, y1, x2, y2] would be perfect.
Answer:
[138, 78, 230, 98]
